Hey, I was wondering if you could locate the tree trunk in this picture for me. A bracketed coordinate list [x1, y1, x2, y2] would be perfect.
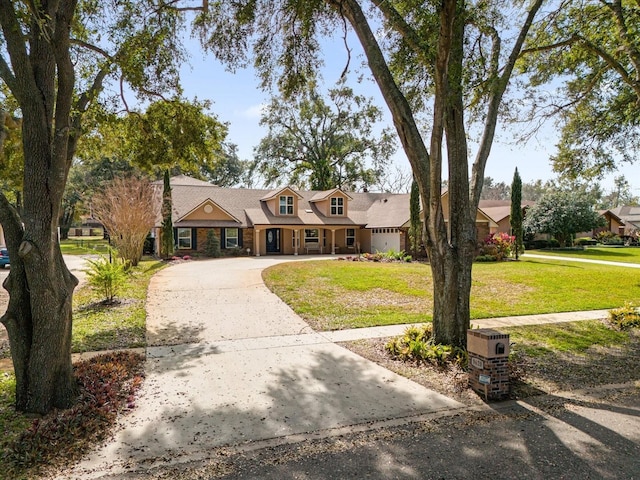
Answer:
[0, 0, 80, 413]
[330, 0, 544, 347]
[420, 0, 474, 348]
[0, 198, 79, 412]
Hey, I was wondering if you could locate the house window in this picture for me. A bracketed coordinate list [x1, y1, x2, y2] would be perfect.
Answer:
[279, 195, 294, 215]
[346, 228, 356, 246]
[305, 228, 319, 244]
[330, 197, 344, 215]
[177, 228, 191, 249]
[225, 228, 239, 248]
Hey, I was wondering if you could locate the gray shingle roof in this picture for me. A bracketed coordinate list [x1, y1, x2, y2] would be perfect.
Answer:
[609, 205, 640, 233]
[161, 177, 411, 229]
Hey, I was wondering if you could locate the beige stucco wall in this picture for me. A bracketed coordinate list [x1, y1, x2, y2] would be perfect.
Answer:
[186, 202, 235, 221]
[0, 224, 5, 246]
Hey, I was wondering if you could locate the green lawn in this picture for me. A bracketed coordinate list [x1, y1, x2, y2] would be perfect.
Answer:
[505, 320, 629, 357]
[263, 259, 640, 330]
[72, 259, 165, 353]
[526, 246, 640, 264]
[60, 236, 110, 255]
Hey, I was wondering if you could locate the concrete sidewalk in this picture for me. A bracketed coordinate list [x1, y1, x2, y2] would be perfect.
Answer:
[523, 252, 640, 269]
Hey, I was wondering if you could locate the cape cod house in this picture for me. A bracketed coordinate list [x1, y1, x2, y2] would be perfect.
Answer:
[153, 176, 412, 256]
[153, 176, 530, 256]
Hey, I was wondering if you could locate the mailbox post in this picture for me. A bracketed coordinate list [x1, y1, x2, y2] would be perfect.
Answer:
[467, 328, 510, 400]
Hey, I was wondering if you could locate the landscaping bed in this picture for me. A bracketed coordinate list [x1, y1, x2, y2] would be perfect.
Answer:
[342, 319, 640, 406]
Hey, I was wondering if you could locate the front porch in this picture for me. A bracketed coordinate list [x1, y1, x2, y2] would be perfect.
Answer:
[252, 226, 363, 257]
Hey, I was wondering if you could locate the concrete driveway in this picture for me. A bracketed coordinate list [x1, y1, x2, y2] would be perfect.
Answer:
[65, 256, 463, 478]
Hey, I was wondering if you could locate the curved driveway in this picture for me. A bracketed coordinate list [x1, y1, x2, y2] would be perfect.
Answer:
[68, 257, 462, 478]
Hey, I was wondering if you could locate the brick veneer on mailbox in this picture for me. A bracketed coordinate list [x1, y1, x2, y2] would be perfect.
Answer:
[467, 329, 510, 400]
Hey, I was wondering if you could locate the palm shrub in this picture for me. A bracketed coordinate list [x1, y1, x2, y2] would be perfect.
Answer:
[609, 303, 640, 330]
[85, 253, 127, 303]
[385, 324, 468, 367]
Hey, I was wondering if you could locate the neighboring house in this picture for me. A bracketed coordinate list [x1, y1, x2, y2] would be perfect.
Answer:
[601, 206, 640, 240]
[0, 223, 4, 246]
[595, 209, 626, 237]
[476, 199, 534, 237]
[153, 175, 411, 256]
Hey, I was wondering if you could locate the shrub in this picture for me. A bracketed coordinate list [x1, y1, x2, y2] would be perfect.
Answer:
[477, 232, 515, 260]
[385, 324, 467, 367]
[596, 231, 623, 245]
[85, 253, 127, 302]
[204, 229, 221, 257]
[475, 254, 498, 262]
[609, 303, 640, 330]
[575, 237, 597, 246]
[383, 249, 410, 261]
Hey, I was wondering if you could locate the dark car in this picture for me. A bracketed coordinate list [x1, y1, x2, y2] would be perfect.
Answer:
[0, 248, 9, 268]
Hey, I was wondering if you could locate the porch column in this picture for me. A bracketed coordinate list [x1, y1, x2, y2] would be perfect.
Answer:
[331, 229, 336, 254]
[255, 229, 261, 256]
[294, 229, 299, 256]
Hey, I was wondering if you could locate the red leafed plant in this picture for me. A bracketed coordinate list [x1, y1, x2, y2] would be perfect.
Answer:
[4, 351, 145, 478]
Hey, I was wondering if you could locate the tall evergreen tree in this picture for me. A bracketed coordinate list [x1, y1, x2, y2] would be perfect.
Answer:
[510, 168, 523, 260]
[409, 179, 422, 259]
[161, 170, 174, 258]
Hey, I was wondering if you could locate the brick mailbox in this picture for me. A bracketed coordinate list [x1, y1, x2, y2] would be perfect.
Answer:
[467, 329, 510, 400]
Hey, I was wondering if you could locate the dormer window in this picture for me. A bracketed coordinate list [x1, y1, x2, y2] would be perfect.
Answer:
[279, 195, 294, 215]
[330, 197, 344, 215]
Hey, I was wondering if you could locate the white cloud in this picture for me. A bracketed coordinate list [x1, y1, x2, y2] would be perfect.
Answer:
[235, 103, 266, 119]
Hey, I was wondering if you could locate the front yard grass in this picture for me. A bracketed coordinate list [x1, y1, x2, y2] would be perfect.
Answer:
[72, 259, 165, 353]
[527, 246, 640, 264]
[263, 259, 640, 330]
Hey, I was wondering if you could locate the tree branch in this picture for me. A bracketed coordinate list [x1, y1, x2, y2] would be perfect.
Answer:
[605, 0, 640, 87]
[578, 34, 640, 98]
[520, 36, 579, 56]
[71, 38, 115, 62]
[0, 3, 36, 102]
[370, 0, 431, 64]
[471, 0, 544, 209]
[0, 55, 17, 92]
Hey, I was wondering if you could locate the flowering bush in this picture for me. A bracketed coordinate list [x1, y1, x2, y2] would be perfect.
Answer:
[476, 232, 515, 261]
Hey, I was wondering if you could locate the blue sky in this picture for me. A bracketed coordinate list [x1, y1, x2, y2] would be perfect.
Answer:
[177, 34, 640, 195]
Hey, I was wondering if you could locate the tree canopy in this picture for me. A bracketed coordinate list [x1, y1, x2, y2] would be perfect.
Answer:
[522, 0, 640, 180]
[254, 80, 396, 191]
[523, 191, 604, 247]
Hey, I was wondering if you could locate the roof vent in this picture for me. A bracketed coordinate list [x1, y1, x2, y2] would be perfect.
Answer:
[305, 209, 313, 213]
[383, 198, 388, 203]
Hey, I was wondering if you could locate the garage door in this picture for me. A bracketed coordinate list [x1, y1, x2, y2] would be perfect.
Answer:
[371, 228, 401, 253]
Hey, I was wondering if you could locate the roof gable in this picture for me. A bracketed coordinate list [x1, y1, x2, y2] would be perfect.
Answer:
[260, 186, 303, 201]
[179, 199, 240, 223]
[310, 188, 354, 202]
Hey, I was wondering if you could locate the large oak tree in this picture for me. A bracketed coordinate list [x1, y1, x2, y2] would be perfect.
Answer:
[0, 1, 197, 414]
[255, 80, 396, 191]
[197, 0, 543, 347]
